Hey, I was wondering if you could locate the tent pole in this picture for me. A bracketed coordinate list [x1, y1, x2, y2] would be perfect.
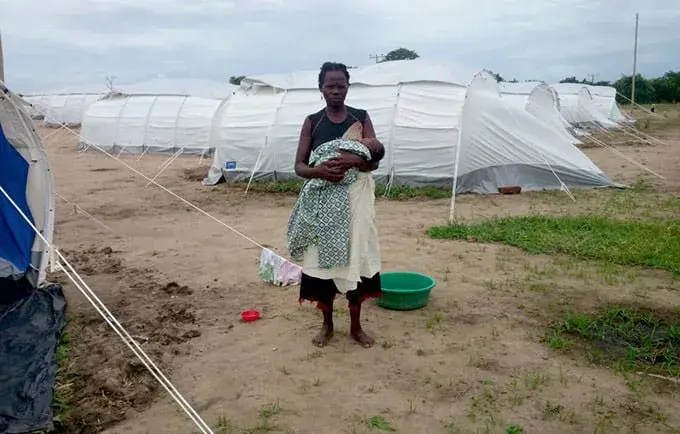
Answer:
[0, 30, 5, 83]
[448, 114, 464, 223]
[631, 12, 639, 107]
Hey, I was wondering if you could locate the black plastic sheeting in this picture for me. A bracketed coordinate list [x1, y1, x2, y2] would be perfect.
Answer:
[0, 277, 66, 434]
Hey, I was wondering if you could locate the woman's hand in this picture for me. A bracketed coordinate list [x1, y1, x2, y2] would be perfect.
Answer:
[313, 161, 346, 183]
[326, 151, 365, 172]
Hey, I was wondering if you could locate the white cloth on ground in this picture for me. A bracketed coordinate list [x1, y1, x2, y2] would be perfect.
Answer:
[301, 172, 381, 293]
[259, 248, 301, 286]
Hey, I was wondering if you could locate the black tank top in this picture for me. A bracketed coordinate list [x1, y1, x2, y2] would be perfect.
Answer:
[308, 106, 367, 150]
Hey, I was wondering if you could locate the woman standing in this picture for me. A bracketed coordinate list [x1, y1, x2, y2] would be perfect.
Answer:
[290, 62, 385, 348]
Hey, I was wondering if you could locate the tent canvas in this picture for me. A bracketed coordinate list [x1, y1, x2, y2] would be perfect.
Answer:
[79, 94, 223, 156]
[43, 93, 102, 128]
[205, 61, 474, 187]
[585, 85, 627, 122]
[0, 84, 55, 285]
[205, 61, 617, 195]
[455, 71, 618, 194]
[552, 83, 619, 129]
[499, 82, 579, 145]
[21, 85, 107, 127]
[22, 93, 102, 127]
[111, 78, 237, 99]
[1, 81, 65, 434]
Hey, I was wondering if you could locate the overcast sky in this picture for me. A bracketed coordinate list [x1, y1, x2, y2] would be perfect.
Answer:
[1, 0, 678, 93]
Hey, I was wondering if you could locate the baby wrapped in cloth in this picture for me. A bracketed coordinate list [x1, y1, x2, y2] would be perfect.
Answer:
[287, 139, 381, 293]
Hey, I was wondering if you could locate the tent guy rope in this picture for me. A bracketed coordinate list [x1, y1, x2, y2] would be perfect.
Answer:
[41, 120, 272, 253]
[583, 135, 665, 180]
[0, 185, 215, 434]
[145, 147, 185, 187]
[54, 192, 115, 233]
[615, 91, 661, 117]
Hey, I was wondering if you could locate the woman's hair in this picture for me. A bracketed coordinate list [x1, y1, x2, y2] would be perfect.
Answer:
[318, 62, 350, 90]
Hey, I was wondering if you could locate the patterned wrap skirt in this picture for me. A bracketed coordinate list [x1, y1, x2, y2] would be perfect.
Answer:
[298, 172, 382, 311]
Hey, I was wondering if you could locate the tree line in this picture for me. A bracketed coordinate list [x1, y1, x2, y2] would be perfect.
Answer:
[558, 72, 679, 105]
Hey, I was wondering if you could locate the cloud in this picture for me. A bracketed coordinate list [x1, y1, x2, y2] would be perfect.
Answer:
[1, 0, 678, 92]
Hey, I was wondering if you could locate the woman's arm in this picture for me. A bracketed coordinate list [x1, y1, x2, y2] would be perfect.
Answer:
[294, 118, 319, 179]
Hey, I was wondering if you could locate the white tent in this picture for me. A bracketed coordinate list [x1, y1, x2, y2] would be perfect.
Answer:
[20, 84, 107, 127]
[499, 81, 579, 145]
[21, 94, 51, 119]
[205, 60, 478, 187]
[455, 71, 616, 194]
[78, 78, 239, 155]
[111, 78, 237, 100]
[42, 94, 103, 127]
[80, 94, 223, 156]
[205, 61, 616, 193]
[585, 84, 627, 122]
[552, 83, 619, 129]
[241, 59, 477, 92]
[22, 93, 103, 127]
[0, 80, 55, 286]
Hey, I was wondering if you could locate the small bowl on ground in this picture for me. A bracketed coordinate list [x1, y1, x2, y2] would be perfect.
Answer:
[241, 310, 261, 322]
[376, 272, 436, 311]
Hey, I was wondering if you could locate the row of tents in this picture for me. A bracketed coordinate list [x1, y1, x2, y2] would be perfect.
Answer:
[22, 60, 633, 194]
[0, 60, 639, 433]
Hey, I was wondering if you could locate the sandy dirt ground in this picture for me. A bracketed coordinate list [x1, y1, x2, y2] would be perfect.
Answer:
[39, 107, 680, 434]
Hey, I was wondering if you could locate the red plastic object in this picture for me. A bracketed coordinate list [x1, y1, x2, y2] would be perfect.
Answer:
[241, 310, 260, 322]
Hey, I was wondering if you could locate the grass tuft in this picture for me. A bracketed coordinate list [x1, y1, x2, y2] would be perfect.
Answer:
[428, 215, 680, 274]
[547, 306, 680, 377]
[225, 179, 451, 201]
[365, 415, 396, 431]
[52, 327, 72, 427]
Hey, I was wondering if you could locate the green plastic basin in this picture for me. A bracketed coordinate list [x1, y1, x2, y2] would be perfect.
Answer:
[376, 272, 436, 311]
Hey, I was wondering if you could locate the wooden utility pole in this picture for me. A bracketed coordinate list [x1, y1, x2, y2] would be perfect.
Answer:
[369, 53, 384, 63]
[631, 12, 639, 106]
[0, 30, 5, 83]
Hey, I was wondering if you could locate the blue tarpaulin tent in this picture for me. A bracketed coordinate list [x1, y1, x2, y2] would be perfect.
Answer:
[0, 122, 35, 274]
[0, 82, 65, 434]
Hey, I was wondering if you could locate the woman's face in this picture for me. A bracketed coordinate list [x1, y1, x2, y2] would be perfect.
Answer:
[321, 71, 348, 108]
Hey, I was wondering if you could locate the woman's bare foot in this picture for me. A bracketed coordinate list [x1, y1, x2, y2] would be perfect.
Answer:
[312, 323, 334, 347]
[351, 328, 374, 348]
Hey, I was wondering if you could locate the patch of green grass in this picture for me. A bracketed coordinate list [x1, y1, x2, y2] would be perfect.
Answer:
[241, 401, 284, 434]
[227, 179, 450, 200]
[203, 402, 284, 434]
[505, 424, 525, 434]
[377, 185, 450, 200]
[213, 415, 237, 433]
[528, 179, 680, 220]
[425, 312, 443, 330]
[365, 415, 396, 431]
[31, 327, 72, 434]
[53, 328, 72, 427]
[428, 215, 680, 274]
[547, 306, 680, 377]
